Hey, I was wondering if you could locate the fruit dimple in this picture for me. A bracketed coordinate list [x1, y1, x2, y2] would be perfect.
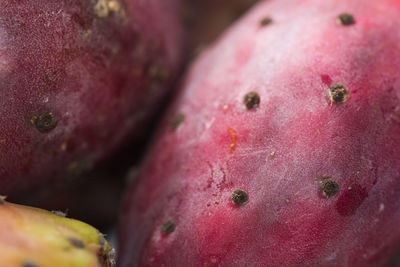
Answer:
[243, 91, 260, 109]
[335, 184, 368, 216]
[22, 261, 37, 267]
[170, 113, 185, 130]
[68, 237, 85, 248]
[337, 13, 355, 25]
[94, 0, 121, 18]
[231, 189, 248, 205]
[149, 64, 170, 83]
[328, 83, 350, 103]
[260, 17, 273, 27]
[319, 178, 340, 198]
[30, 112, 58, 133]
[161, 220, 176, 235]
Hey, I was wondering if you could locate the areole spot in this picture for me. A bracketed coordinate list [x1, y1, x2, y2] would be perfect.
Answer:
[0, 195, 6, 204]
[161, 220, 176, 235]
[149, 64, 169, 83]
[319, 178, 340, 198]
[328, 83, 349, 103]
[67, 159, 93, 176]
[51, 210, 67, 217]
[68, 237, 85, 249]
[232, 189, 248, 205]
[260, 17, 273, 27]
[94, 0, 121, 18]
[105, 248, 116, 267]
[98, 233, 116, 267]
[170, 113, 185, 130]
[31, 112, 58, 133]
[243, 91, 260, 109]
[337, 13, 355, 26]
[21, 261, 37, 267]
[99, 233, 106, 250]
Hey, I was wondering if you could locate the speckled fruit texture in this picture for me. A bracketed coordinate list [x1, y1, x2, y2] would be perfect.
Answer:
[119, 0, 400, 266]
[0, 0, 182, 194]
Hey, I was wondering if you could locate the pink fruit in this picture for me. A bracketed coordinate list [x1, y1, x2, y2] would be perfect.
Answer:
[0, 0, 182, 194]
[119, 0, 400, 266]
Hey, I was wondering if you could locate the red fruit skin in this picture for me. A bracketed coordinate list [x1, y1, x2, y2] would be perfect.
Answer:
[0, 0, 182, 194]
[119, 0, 400, 266]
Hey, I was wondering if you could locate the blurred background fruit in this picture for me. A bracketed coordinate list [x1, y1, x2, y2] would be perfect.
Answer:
[0, 0, 183, 196]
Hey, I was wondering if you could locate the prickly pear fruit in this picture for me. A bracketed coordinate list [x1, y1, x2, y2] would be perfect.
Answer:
[0, 0, 182, 194]
[0, 197, 114, 267]
[119, 0, 400, 266]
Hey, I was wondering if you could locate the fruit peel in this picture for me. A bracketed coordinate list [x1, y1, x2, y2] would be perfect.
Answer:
[0, 198, 114, 267]
[119, 0, 400, 266]
[0, 0, 182, 195]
